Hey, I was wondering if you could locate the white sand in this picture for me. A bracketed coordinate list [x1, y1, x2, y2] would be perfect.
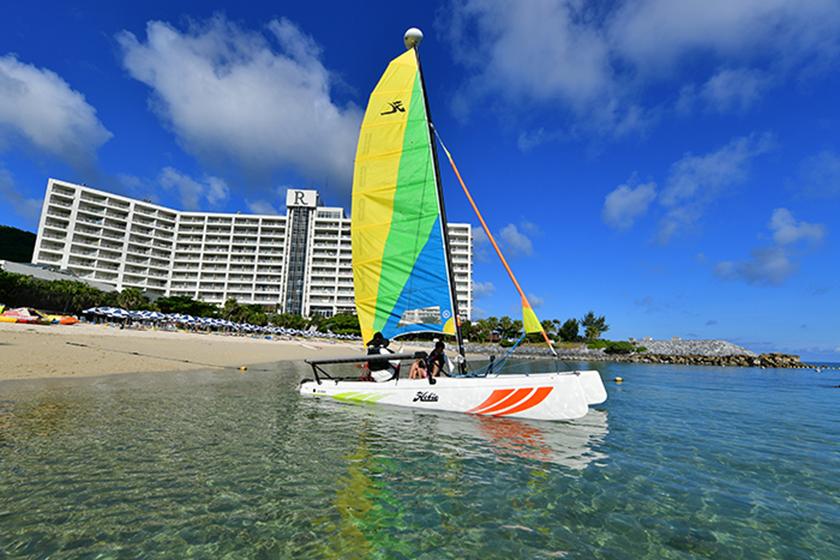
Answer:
[0, 322, 365, 381]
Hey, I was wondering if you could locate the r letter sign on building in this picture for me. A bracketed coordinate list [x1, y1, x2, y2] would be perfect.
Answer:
[286, 190, 318, 208]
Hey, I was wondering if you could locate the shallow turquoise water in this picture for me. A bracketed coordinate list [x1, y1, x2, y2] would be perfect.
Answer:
[1, 361, 838, 559]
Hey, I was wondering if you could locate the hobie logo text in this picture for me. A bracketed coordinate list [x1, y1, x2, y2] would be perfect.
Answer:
[413, 391, 439, 402]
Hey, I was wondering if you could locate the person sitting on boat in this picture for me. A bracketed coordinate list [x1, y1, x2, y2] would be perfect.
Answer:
[366, 331, 399, 382]
[408, 357, 427, 379]
[426, 340, 449, 377]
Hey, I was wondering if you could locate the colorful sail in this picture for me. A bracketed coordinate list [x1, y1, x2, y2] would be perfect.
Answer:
[352, 49, 456, 343]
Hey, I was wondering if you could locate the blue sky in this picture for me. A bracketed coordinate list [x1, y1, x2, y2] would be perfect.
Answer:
[1, 1, 838, 360]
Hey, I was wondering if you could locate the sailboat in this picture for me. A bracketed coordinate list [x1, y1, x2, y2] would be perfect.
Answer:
[299, 28, 607, 421]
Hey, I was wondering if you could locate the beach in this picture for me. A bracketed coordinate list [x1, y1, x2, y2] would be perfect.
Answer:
[0, 322, 364, 381]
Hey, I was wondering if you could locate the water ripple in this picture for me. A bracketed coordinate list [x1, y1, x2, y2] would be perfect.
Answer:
[0, 361, 838, 559]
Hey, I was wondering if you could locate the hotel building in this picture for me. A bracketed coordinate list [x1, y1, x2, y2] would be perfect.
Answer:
[32, 179, 473, 319]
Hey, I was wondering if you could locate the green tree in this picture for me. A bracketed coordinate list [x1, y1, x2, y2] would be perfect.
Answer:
[321, 313, 361, 335]
[155, 295, 218, 317]
[473, 317, 499, 342]
[558, 318, 580, 342]
[0, 270, 116, 313]
[116, 287, 149, 310]
[498, 316, 520, 340]
[580, 311, 609, 341]
[222, 298, 242, 320]
[268, 313, 308, 330]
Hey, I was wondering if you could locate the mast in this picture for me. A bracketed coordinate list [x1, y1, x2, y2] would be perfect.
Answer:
[406, 28, 467, 371]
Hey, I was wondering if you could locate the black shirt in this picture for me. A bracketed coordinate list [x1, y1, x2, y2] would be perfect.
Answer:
[427, 350, 446, 374]
[367, 345, 392, 371]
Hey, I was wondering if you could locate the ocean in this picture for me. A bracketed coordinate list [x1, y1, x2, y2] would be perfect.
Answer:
[1, 360, 838, 559]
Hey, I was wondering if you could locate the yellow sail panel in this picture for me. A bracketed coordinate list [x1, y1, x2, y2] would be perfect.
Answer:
[522, 297, 543, 334]
[352, 50, 419, 342]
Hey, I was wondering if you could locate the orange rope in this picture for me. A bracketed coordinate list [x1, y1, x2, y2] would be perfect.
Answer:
[436, 132, 556, 356]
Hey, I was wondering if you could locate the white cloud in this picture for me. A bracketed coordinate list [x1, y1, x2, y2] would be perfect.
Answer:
[441, 1, 840, 138]
[527, 293, 544, 308]
[715, 208, 826, 285]
[602, 181, 656, 230]
[679, 68, 771, 114]
[499, 223, 533, 257]
[715, 247, 795, 286]
[117, 17, 361, 186]
[701, 68, 770, 113]
[472, 225, 491, 261]
[0, 165, 41, 225]
[520, 220, 540, 235]
[445, 0, 612, 108]
[159, 166, 229, 210]
[246, 200, 280, 215]
[610, 0, 840, 73]
[658, 133, 773, 242]
[472, 280, 495, 298]
[246, 184, 291, 214]
[0, 55, 111, 167]
[769, 208, 825, 245]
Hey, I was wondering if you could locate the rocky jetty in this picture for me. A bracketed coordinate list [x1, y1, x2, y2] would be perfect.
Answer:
[629, 352, 805, 368]
[464, 339, 809, 369]
[635, 339, 756, 357]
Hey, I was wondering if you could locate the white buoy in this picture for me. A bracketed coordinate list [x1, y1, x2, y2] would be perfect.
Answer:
[404, 27, 423, 49]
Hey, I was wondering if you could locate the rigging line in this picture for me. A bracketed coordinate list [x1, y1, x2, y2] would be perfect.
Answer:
[434, 130, 557, 357]
[63, 341, 273, 371]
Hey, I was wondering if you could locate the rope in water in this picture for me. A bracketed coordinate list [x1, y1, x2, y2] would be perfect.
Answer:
[63, 341, 271, 371]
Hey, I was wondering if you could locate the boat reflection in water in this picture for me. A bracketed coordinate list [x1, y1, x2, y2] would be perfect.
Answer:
[433, 408, 609, 470]
[306, 397, 609, 471]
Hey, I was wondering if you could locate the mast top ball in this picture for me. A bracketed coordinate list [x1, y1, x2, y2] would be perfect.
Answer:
[404, 27, 423, 49]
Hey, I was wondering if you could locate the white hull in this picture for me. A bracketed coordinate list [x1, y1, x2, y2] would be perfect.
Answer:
[299, 370, 606, 421]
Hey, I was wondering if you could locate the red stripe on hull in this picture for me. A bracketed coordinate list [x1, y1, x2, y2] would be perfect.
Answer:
[477, 388, 535, 415]
[494, 386, 554, 417]
[468, 388, 515, 413]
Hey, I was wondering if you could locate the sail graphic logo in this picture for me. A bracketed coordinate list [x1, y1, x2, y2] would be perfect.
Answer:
[380, 101, 405, 115]
[413, 391, 439, 402]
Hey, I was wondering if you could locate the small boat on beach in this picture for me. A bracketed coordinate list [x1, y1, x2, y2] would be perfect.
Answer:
[0, 307, 78, 325]
[300, 28, 607, 421]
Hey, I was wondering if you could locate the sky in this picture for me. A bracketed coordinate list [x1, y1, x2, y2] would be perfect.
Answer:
[1, 1, 838, 360]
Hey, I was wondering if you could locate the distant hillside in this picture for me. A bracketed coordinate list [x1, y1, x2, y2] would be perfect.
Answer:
[0, 225, 36, 263]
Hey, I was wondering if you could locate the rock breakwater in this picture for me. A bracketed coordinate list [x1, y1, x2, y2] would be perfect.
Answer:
[464, 339, 811, 368]
[629, 352, 806, 368]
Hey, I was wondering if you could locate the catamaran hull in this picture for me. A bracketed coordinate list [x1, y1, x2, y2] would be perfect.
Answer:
[299, 370, 606, 421]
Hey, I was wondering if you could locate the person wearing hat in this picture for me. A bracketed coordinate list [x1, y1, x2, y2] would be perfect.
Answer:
[366, 331, 398, 382]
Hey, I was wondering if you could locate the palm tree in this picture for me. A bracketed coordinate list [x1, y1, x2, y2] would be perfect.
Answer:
[117, 287, 149, 310]
[580, 311, 609, 341]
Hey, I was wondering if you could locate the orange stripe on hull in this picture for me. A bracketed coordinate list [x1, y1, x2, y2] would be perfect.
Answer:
[494, 386, 554, 417]
[468, 388, 515, 413]
[477, 388, 535, 415]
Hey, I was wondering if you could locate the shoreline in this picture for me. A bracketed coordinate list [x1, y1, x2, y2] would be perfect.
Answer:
[2, 323, 832, 383]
